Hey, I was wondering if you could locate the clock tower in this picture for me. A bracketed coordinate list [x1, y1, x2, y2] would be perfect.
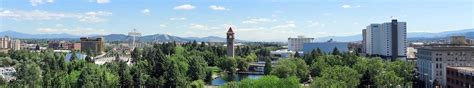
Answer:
[226, 27, 235, 57]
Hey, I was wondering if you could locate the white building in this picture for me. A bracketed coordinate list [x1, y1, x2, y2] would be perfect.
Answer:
[0, 67, 16, 81]
[416, 44, 474, 87]
[270, 49, 295, 58]
[288, 36, 313, 52]
[363, 19, 407, 60]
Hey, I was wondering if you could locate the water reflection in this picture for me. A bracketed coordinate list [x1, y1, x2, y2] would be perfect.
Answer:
[211, 73, 263, 86]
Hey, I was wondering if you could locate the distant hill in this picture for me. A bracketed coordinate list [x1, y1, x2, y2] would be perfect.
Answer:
[2, 28, 471, 42]
[141, 34, 189, 42]
[185, 36, 246, 42]
[0, 30, 249, 42]
[98, 34, 129, 42]
[0, 30, 80, 39]
[315, 28, 474, 42]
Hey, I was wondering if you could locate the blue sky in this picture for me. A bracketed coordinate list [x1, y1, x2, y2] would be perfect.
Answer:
[0, 0, 473, 41]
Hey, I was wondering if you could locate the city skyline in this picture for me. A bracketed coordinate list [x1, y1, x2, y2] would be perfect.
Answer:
[0, 0, 473, 41]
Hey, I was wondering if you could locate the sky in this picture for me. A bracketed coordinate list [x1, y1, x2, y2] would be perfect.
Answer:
[0, 0, 473, 41]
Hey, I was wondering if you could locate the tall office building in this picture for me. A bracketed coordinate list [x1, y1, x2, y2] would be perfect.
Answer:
[288, 36, 314, 52]
[80, 37, 105, 56]
[11, 39, 20, 51]
[416, 44, 474, 87]
[0, 36, 11, 49]
[363, 19, 407, 60]
[226, 27, 235, 57]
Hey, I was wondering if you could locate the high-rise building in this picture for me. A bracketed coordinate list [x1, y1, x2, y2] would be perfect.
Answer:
[288, 36, 314, 52]
[11, 39, 20, 51]
[226, 27, 235, 57]
[80, 37, 105, 56]
[363, 19, 407, 60]
[0, 36, 21, 51]
[362, 29, 367, 54]
[416, 44, 474, 87]
[0, 36, 11, 49]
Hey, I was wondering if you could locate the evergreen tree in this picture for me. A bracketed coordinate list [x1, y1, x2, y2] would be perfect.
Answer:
[188, 56, 208, 81]
[131, 48, 141, 63]
[85, 56, 93, 63]
[118, 61, 133, 87]
[332, 47, 341, 56]
[264, 57, 272, 75]
[204, 70, 213, 84]
[70, 51, 78, 61]
[294, 51, 300, 58]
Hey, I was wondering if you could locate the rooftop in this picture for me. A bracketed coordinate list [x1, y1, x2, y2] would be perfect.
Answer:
[448, 66, 474, 75]
[417, 44, 474, 51]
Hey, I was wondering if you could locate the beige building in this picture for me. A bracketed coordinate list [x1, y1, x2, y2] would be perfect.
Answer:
[416, 44, 474, 87]
[288, 36, 313, 52]
[450, 36, 468, 44]
[80, 37, 105, 56]
[0, 36, 21, 51]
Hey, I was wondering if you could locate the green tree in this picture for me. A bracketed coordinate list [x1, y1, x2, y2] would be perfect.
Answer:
[374, 71, 404, 87]
[332, 47, 341, 56]
[190, 80, 205, 88]
[312, 66, 361, 87]
[222, 76, 301, 88]
[219, 57, 237, 74]
[165, 59, 189, 87]
[294, 51, 300, 58]
[204, 69, 213, 84]
[263, 57, 272, 75]
[14, 61, 42, 87]
[131, 48, 141, 63]
[271, 59, 296, 78]
[70, 51, 78, 61]
[236, 57, 249, 72]
[188, 56, 208, 81]
[85, 56, 93, 63]
[293, 59, 309, 82]
[118, 61, 133, 87]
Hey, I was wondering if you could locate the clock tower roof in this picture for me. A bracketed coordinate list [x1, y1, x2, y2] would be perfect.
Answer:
[227, 27, 234, 33]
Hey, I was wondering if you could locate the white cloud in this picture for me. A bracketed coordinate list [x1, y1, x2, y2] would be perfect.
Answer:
[36, 27, 107, 35]
[271, 23, 296, 29]
[0, 9, 111, 23]
[189, 24, 209, 30]
[341, 5, 351, 8]
[174, 4, 195, 10]
[159, 24, 167, 27]
[141, 9, 151, 15]
[169, 17, 187, 21]
[30, 0, 54, 6]
[242, 18, 277, 24]
[78, 11, 112, 23]
[307, 21, 326, 28]
[342, 4, 361, 8]
[209, 5, 227, 11]
[97, 0, 110, 4]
